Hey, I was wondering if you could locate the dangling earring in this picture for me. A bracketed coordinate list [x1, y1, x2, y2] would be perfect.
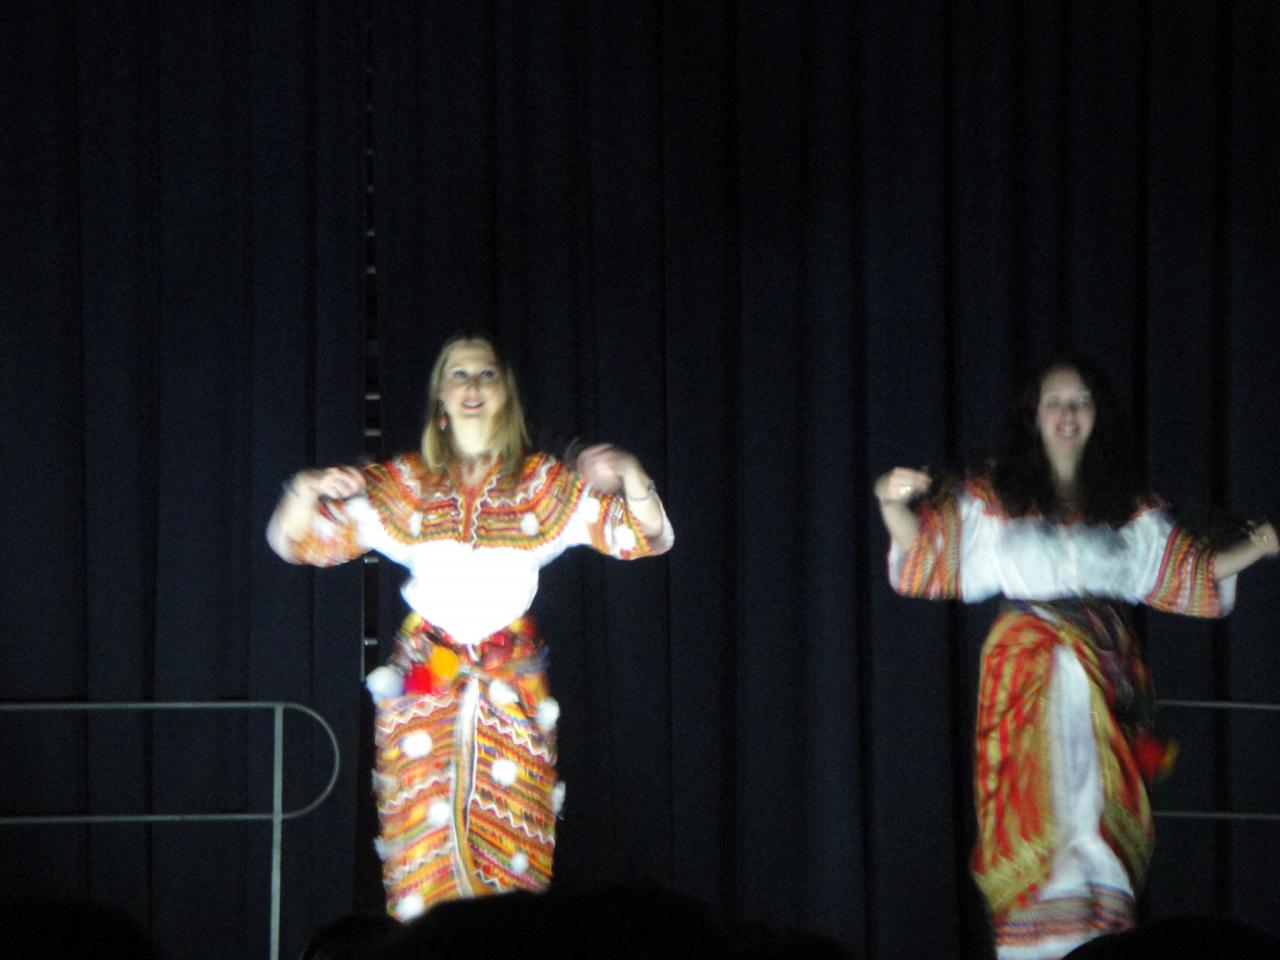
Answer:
[437, 401, 448, 431]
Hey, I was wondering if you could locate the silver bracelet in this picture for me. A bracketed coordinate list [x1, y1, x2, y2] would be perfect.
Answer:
[626, 480, 657, 502]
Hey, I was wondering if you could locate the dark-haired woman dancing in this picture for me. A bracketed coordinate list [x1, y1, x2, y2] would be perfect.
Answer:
[876, 357, 1276, 959]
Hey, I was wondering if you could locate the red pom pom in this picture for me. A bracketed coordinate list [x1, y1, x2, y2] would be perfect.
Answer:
[1133, 731, 1177, 784]
[404, 663, 436, 695]
[403, 644, 461, 696]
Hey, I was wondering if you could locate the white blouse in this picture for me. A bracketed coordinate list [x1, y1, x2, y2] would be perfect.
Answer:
[889, 486, 1236, 614]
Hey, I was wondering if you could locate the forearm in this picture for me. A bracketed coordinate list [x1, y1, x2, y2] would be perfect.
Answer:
[622, 470, 665, 538]
[1213, 539, 1272, 581]
[874, 466, 931, 552]
[880, 501, 920, 553]
[266, 482, 320, 561]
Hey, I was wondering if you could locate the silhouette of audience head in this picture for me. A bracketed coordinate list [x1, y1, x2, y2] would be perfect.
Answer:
[1063, 915, 1280, 960]
[0, 896, 160, 959]
[308, 883, 859, 960]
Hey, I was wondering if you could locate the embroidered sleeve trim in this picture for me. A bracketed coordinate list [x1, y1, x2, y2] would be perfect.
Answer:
[894, 496, 962, 599]
[1145, 525, 1224, 618]
[962, 475, 1006, 518]
[585, 490, 656, 560]
[287, 497, 365, 567]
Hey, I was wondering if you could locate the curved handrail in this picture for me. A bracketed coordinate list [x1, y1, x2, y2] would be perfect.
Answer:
[1153, 697, 1280, 823]
[0, 699, 343, 960]
[1159, 697, 1280, 714]
[0, 700, 341, 825]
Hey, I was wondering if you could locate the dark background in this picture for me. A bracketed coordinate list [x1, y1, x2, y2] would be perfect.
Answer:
[2, 2, 1278, 958]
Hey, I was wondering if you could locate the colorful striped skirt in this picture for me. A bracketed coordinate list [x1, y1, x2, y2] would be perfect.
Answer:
[369, 613, 561, 920]
[973, 600, 1172, 959]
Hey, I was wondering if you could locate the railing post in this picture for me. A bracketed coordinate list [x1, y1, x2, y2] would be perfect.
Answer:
[0, 700, 341, 959]
[271, 703, 284, 960]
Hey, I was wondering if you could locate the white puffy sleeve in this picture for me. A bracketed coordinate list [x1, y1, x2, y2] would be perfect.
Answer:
[888, 479, 1003, 603]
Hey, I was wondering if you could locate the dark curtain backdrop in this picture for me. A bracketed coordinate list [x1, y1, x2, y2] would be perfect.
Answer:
[2, 2, 1278, 959]
[0, 2, 366, 959]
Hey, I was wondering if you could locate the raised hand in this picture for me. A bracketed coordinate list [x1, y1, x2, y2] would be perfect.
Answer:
[293, 466, 367, 501]
[575, 443, 640, 495]
[874, 467, 932, 506]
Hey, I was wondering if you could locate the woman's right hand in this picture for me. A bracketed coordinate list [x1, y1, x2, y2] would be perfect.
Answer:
[268, 466, 365, 561]
[874, 467, 932, 506]
[289, 466, 366, 501]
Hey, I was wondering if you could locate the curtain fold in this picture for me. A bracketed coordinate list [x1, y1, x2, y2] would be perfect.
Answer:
[1, 2, 365, 958]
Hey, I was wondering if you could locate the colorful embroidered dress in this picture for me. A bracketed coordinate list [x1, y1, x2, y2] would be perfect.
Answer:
[278, 452, 673, 920]
[889, 478, 1233, 960]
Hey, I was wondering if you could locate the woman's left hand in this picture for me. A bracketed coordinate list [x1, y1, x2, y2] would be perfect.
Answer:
[575, 443, 643, 495]
[1249, 520, 1280, 558]
[1211, 518, 1280, 580]
[577, 442, 664, 538]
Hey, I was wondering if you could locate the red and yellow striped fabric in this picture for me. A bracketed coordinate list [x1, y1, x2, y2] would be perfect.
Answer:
[995, 883, 1135, 952]
[893, 494, 963, 598]
[1145, 526, 1226, 617]
[972, 604, 1156, 920]
[373, 614, 558, 918]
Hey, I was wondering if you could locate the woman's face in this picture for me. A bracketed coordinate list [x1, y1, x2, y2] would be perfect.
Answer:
[1036, 366, 1095, 463]
[438, 339, 507, 433]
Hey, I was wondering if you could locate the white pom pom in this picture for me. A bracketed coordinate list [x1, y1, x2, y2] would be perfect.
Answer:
[509, 851, 529, 875]
[487, 679, 518, 707]
[365, 666, 404, 701]
[551, 781, 566, 815]
[520, 512, 540, 536]
[614, 526, 637, 552]
[400, 731, 433, 759]
[427, 800, 451, 827]
[491, 758, 518, 787]
[536, 697, 560, 733]
[373, 837, 388, 860]
[395, 893, 426, 922]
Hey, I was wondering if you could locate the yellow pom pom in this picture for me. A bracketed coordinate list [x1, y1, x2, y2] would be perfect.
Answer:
[429, 644, 460, 685]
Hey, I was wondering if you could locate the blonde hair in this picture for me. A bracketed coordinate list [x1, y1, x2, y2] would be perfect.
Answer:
[420, 333, 531, 478]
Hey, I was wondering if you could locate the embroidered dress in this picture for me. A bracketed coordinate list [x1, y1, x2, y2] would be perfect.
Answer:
[279, 452, 673, 919]
[889, 478, 1233, 960]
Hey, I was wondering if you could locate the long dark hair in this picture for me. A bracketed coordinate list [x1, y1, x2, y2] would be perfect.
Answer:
[989, 354, 1144, 527]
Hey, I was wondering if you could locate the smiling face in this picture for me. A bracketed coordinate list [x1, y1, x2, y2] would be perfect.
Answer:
[1036, 365, 1095, 471]
[437, 339, 507, 439]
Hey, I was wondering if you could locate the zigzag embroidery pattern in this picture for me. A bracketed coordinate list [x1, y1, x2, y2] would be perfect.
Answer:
[362, 453, 587, 551]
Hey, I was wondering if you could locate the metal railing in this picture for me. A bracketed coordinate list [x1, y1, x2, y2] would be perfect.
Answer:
[0, 701, 342, 960]
[1153, 697, 1280, 823]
